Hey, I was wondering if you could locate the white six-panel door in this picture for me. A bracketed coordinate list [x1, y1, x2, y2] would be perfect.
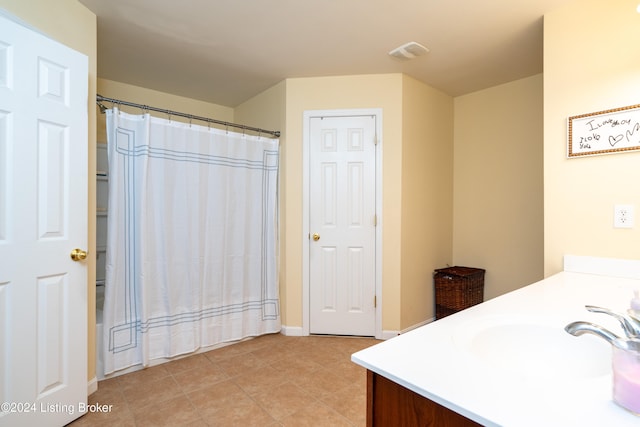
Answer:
[308, 114, 377, 336]
[0, 11, 88, 427]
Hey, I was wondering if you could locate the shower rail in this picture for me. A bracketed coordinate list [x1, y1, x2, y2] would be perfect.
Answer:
[96, 94, 281, 138]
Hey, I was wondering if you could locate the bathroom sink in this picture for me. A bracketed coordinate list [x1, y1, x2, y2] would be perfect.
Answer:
[453, 316, 611, 381]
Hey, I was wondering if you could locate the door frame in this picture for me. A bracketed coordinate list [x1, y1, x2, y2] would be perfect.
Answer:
[302, 108, 383, 339]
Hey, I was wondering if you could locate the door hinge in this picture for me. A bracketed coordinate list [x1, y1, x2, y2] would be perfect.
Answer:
[374, 295, 377, 308]
[374, 214, 377, 227]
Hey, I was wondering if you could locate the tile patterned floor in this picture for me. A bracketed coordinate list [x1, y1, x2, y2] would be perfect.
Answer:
[68, 334, 380, 426]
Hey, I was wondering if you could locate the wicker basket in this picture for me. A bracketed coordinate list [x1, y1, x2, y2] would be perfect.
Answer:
[434, 266, 485, 319]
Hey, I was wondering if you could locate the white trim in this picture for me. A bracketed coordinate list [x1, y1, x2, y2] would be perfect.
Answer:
[280, 325, 304, 336]
[302, 108, 383, 339]
[380, 318, 435, 340]
[381, 330, 400, 340]
[401, 318, 435, 334]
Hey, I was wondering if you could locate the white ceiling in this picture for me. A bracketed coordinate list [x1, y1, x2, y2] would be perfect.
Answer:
[79, 0, 575, 107]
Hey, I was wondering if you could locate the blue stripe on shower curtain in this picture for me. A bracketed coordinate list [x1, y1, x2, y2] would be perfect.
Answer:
[103, 108, 280, 375]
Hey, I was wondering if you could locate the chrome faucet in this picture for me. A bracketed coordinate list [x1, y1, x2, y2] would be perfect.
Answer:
[564, 321, 620, 344]
[585, 305, 640, 338]
[564, 305, 640, 343]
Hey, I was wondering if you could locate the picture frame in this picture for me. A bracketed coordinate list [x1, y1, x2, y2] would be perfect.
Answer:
[567, 104, 640, 157]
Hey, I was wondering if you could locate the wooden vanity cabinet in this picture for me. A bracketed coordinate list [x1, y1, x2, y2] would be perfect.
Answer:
[366, 370, 482, 426]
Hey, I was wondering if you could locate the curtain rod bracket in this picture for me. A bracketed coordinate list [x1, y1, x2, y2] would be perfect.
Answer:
[97, 100, 108, 114]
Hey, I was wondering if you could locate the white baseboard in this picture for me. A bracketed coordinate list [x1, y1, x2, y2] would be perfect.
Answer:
[281, 325, 305, 336]
[381, 317, 435, 340]
[381, 330, 400, 340]
[87, 376, 98, 396]
[279, 321, 435, 340]
[401, 318, 434, 334]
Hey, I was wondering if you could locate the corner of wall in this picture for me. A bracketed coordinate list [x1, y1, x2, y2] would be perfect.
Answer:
[399, 76, 454, 330]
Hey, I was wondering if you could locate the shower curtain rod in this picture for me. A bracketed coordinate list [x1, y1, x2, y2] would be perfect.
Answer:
[95, 94, 281, 138]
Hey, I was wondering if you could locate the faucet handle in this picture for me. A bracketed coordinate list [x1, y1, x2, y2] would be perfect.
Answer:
[585, 305, 640, 338]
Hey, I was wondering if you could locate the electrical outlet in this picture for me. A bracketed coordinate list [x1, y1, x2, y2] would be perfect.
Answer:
[614, 204, 635, 229]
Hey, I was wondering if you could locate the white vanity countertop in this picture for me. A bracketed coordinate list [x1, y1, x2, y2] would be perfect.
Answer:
[352, 257, 640, 426]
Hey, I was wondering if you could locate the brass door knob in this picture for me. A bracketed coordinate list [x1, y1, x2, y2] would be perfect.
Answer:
[70, 248, 88, 261]
[312, 233, 320, 241]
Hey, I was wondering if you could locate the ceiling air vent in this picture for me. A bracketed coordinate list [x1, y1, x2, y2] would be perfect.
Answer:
[388, 41, 429, 60]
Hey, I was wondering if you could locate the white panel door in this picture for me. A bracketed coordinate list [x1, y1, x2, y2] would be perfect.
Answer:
[0, 12, 88, 427]
[309, 115, 376, 336]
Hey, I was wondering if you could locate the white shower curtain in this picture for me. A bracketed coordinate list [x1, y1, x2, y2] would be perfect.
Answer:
[103, 108, 280, 375]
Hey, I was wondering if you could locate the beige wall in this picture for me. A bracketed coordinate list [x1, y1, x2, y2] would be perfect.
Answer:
[283, 74, 405, 331]
[264, 74, 455, 332]
[400, 75, 453, 327]
[453, 74, 544, 299]
[0, 0, 98, 381]
[544, 0, 640, 275]
[235, 80, 286, 135]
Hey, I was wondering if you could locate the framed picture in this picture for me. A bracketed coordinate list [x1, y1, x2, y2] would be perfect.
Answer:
[567, 104, 640, 157]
